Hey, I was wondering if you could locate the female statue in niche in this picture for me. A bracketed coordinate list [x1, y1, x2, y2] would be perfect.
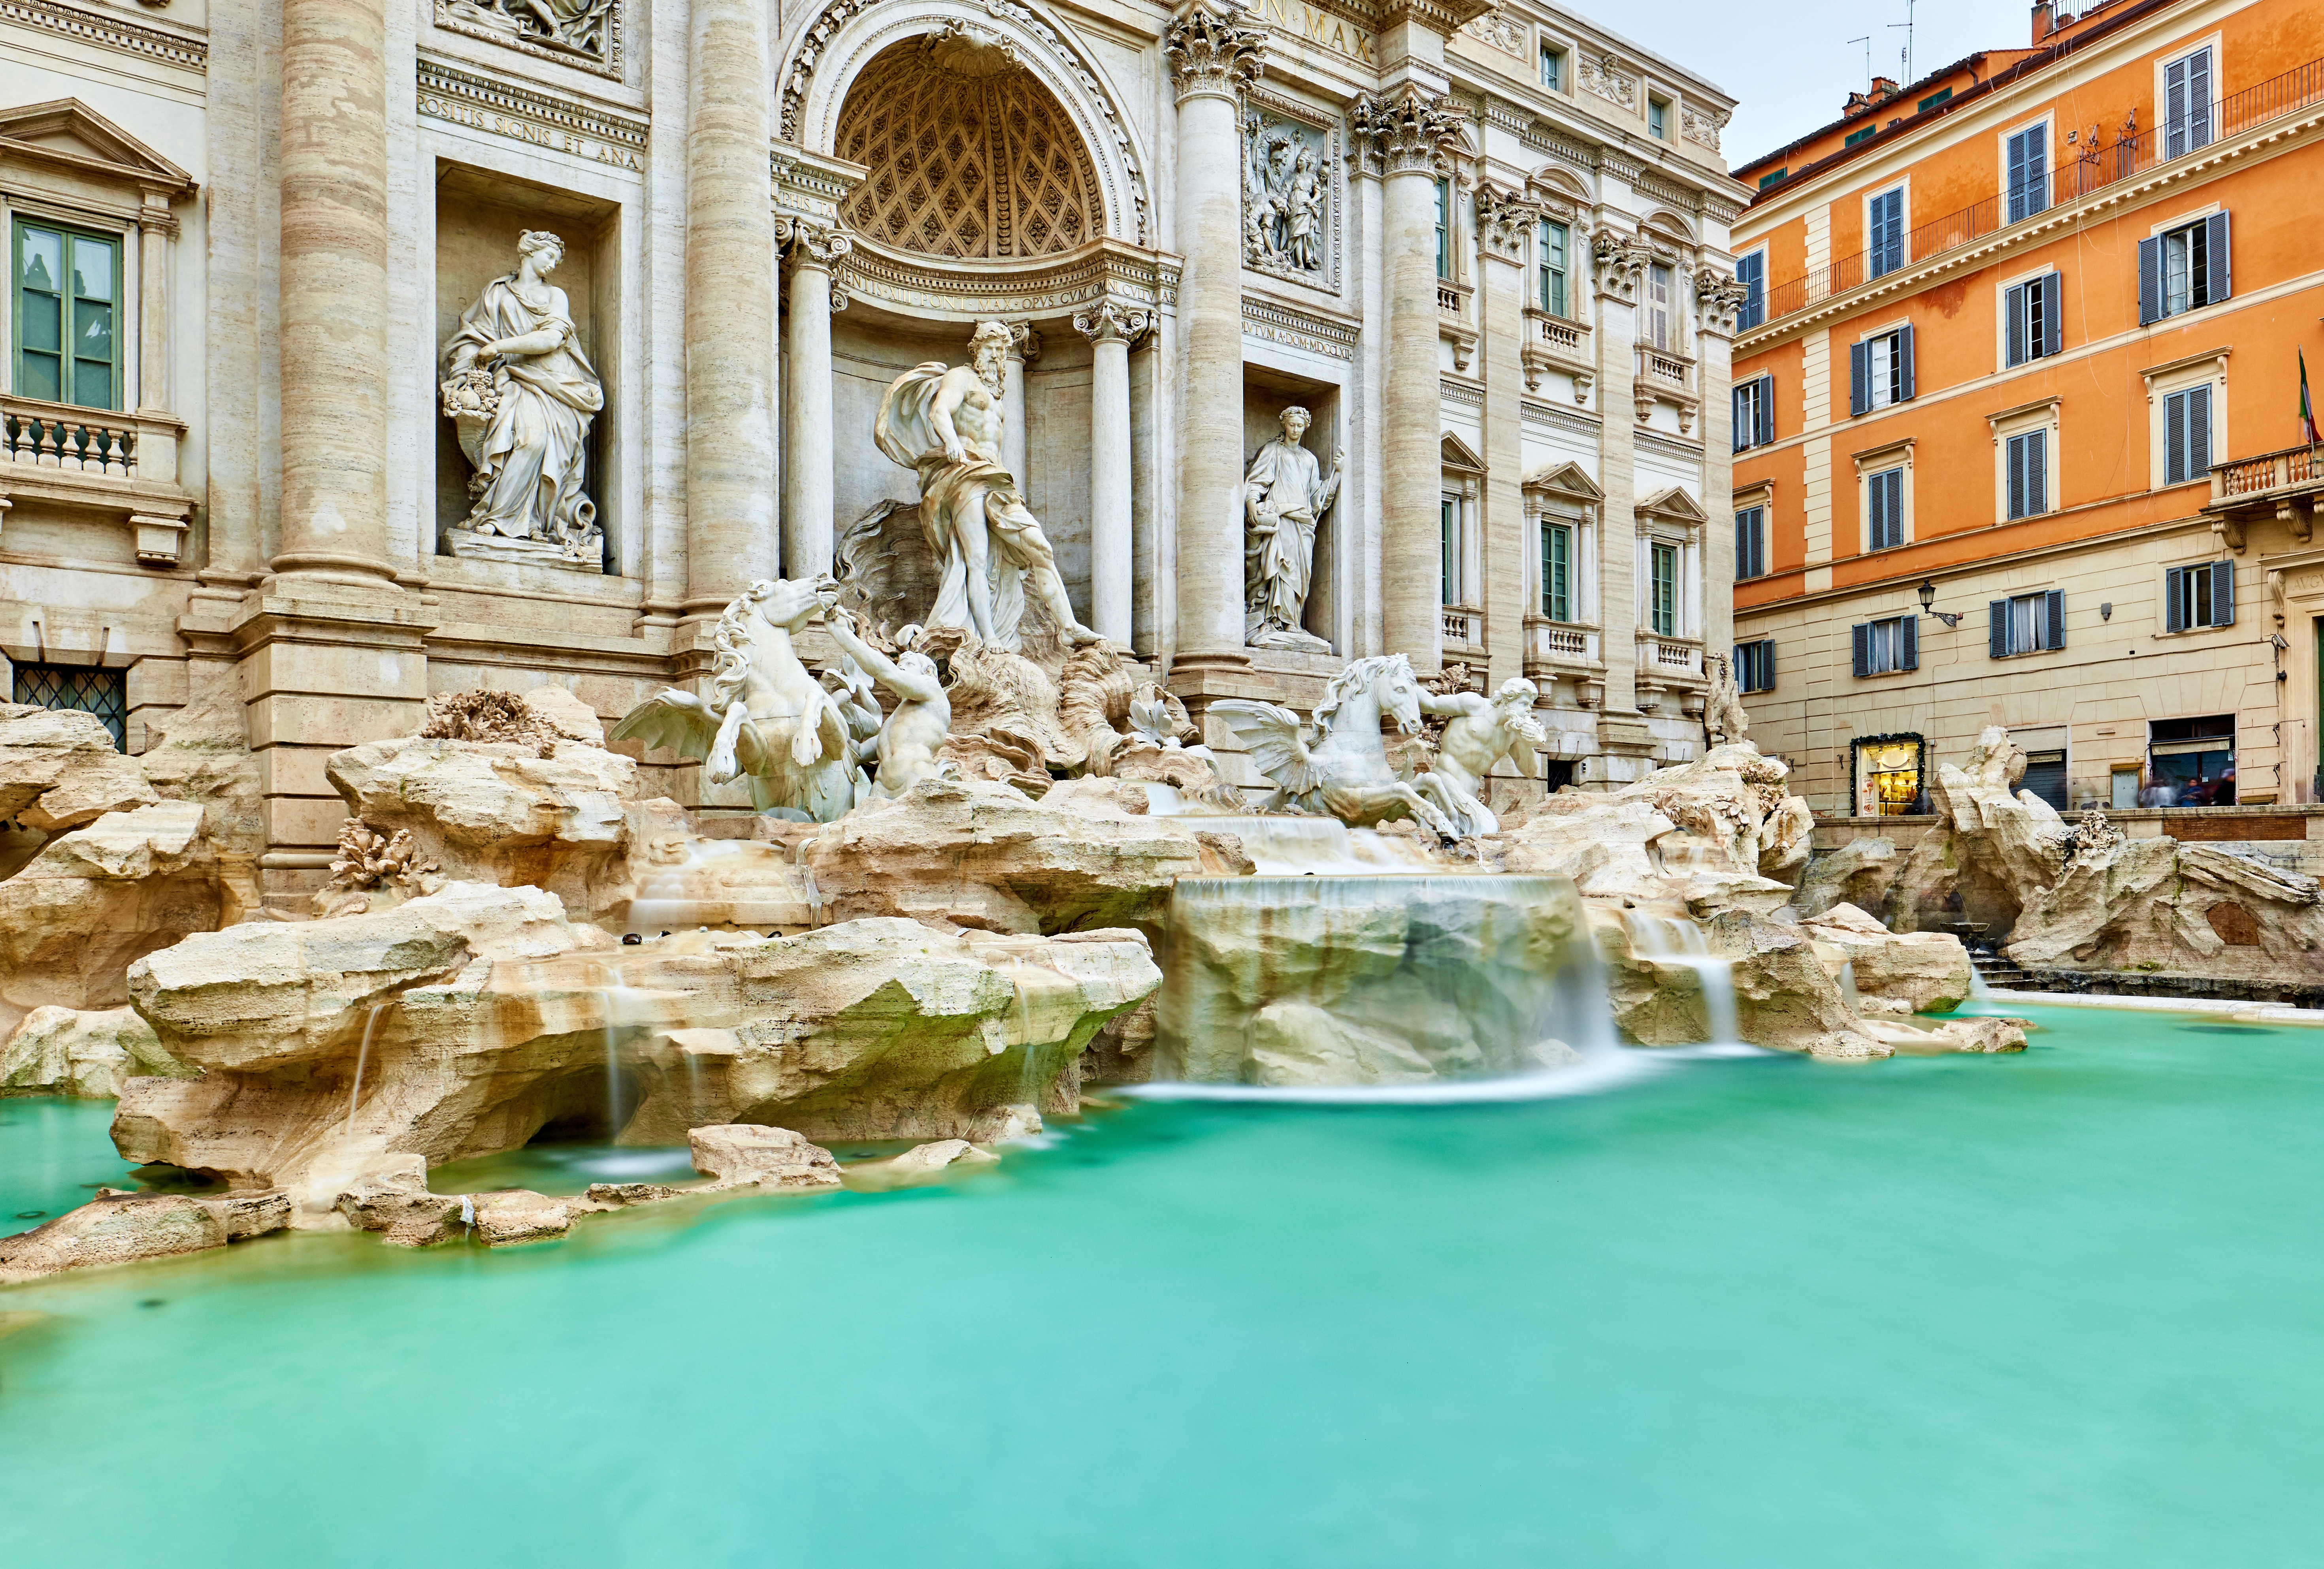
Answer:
[439, 230, 606, 567]
[1242, 404, 1342, 652]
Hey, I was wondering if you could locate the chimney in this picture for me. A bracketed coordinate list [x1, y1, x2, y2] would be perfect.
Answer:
[1870, 76, 1900, 100]
[2032, 1, 2056, 43]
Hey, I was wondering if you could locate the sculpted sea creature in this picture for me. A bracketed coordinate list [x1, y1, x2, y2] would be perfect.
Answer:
[1414, 678, 1546, 838]
[609, 576, 856, 821]
[1212, 654, 1461, 842]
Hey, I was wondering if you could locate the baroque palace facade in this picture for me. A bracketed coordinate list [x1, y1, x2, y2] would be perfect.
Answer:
[1731, 0, 2324, 816]
[0, 0, 1741, 898]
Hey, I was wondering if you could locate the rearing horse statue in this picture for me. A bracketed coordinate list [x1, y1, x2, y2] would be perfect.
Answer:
[609, 575, 857, 821]
[1212, 655, 1461, 842]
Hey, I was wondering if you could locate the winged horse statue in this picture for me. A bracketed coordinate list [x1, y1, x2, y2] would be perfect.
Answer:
[1211, 654, 1462, 843]
[609, 575, 859, 821]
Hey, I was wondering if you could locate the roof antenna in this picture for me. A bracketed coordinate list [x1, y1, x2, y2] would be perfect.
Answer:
[1846, 35, 1872, 91]
[1889, 0, 1917, 85]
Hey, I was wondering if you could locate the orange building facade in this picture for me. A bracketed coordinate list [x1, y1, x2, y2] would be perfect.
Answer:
[1727, 0, 2324, 816]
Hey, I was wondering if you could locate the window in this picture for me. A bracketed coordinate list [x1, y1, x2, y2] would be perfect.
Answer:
[1867, 466, 1906, 551]
[1868, 187, 1905, 278]
[2019, 748, 2069, 811]
[1646, 264, 1673, 351]
[2006, 123, 2049, 222]
[1540, 520, 1572, 620]
[1735, 505, 1767, 580]
[2004, 272, 2062, 366]
[1538, 219, 1569, 317]
[1989, 588, 2065, 657]
[1540, 43, 1565, 92]
[1850, 614, 1918, 676]
[1440, 495, 1456, 603]
[1758, 168, 1789, 190]
[1844, 124, 1878, 149]
[2165, 559, 2235, 631]
[1736, 250, 1765, 331]
[2005, 429, 2049, 519]
[2148, 714, 2235, 806]
[1733, 373, 1775, 452]
[1849, 325, 1915, 415]
[1434, 178, 1449, 280]
[1649, 541, 1678, 636]
[2139, 214, 2231, 324]
[1735, 639, 1776, 693]
[2163, 386, 2212, 486]
[1649, 98, 1671, 140]
[1918, 87, 1954, 113]
[12, 221, 120, 410]
[2164, 47, 2214, 160]
[12, 663, 126, 750]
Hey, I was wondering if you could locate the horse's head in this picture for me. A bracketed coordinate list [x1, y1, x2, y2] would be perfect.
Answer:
[1373, 657, 1425, 736]
[752, 574, 840, 632]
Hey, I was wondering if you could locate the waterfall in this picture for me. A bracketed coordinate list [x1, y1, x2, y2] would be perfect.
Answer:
[1968, 961, 1996, 1000]
[602, 965, 627, 1140]
[1621, 912, 1741, 1047]
[623, 839, 814, 934]
[1154, 874, 1606, 1088]
[343, 1003, 388, 1138]
[1837, 960, 1861, 1011]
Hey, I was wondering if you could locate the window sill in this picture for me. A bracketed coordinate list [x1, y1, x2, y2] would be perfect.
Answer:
[1852, 667, 1919, 680]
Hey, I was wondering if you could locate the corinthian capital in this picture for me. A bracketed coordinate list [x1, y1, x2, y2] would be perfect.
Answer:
[1473, 184, 1541, 263]
[1166, 0, 1267, 104]
[1350, 87, 1465, 178]
[1589, 227, 1648, 300]
[777, 217, 852, 269]
[1073, 298, 1153, 347]
[1691, 265, 1753, 336]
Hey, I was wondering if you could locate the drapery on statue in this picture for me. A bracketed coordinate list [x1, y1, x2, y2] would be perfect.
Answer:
[1414, 678, 1547, 838]
[1212, 655, 1461, 843]
[439, 230, 605, 567]
[873, 322, 1101, 654]
[608, 576, 857, 821]
[1242, 405, 1342, 652]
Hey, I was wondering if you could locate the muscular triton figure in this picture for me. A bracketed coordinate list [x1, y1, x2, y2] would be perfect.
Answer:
[824, 612, 952, 799]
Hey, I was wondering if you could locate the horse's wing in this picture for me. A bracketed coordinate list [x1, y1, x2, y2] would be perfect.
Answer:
[1211, 699, 1321, 797]
[608, 691, 719, 760]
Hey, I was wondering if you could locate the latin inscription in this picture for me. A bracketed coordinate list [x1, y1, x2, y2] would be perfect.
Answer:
[1254, 0, 1376, 66]
[418, 91, 645, 172]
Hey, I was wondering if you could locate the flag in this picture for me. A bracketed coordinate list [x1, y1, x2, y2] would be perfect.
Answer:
[2303, 348, 2322, 446]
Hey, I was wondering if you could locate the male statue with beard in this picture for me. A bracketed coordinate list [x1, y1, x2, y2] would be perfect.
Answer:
[873, 321, 1101, 652]
[1242, 404, 1342, 652]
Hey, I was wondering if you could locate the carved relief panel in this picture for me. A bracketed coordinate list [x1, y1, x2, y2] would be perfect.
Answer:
[435, 0, 622, 79]
[1241, 96, 1340, 292]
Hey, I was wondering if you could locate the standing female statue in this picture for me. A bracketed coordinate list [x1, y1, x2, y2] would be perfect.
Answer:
[439, 230, 606, 567]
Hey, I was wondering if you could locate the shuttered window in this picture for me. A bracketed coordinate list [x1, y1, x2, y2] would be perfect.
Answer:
[1850, 615, 1917, 676]
[1440, 495, 1456, 603]
[1735, 639, 1776, 693]
[2006, 123, 2049, 222]
[1540, 520, 1572, 621]
[2165, 47, 2214, 160]
[1736, 505, 1767, 581]
[2004, 272, 2063, 367]
[1733, 374, 1775, 452]
[1868, 188, 1905, 278]
[2140, 213, 2231, 324]
[2164, 559, 2235, 631]
[1434, 179, 1450, 280]
[2163, 385, 2213, 486]
[1736, 250, 1765, 331]
[2006, 429, 2049, 520]
[1647, 263, 1674, 351]
[1849, 325, 1915, 415]
[1989, 589, 2066, 656]
[1867, 467, 1906, 551]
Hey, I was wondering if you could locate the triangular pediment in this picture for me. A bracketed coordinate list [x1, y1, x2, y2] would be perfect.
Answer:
[1439, 431, 1485, 474]
[0, 100, 195, 194]
[1636, 484, 1710, 525]
[1522, 460, 1603, 503]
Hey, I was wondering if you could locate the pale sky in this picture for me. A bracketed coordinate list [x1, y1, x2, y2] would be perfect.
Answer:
[1587, 0, 2035, 168]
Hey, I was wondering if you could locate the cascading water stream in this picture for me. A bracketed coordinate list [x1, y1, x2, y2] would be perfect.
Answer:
[602, 964, 626, 1140]
[1837, 960, 1861, 1012]
[1621, 912, 1741, 1048]
[344, 1003, 389, 1139]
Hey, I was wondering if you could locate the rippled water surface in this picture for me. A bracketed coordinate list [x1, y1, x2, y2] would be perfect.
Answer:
[4, 1004, 2323, 1567]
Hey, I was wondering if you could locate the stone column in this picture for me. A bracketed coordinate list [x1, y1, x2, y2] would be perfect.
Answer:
[1693, 267, 1750, 676]
[274, 0, 394, 586]
[780, 218, 848, 582]
[684, 0, 778, 613]
[1475, 187, 1538, 693]
[1076, 299, 1150, 644]
[1001, 323, 1038, 486]
[1164, 0, 1265, 677]
[1354, 87, 1463, 674]
[1589, 227, 1648, 764]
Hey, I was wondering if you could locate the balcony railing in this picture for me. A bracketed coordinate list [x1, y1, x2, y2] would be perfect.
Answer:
[1523, 617, 1599, 671]
[2, 400, 140, 477]
[1636, 632, 1704, 679]
[2211, 443, 2324, 504]
[1435, 277, 1472, 320]
[1534, 312, 1583, 355]
[1442, 605, 1484, 648]
[1636, 346, 1694, 393]
[1756, 54, 2324, 328]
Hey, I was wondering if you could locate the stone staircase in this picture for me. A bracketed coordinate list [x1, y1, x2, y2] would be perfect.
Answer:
[1969, 949, 2034, 991]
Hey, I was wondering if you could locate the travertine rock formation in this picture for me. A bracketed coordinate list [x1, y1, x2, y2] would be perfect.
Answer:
[0, 1188, 289, 1283]
[0, 703, 156, 831]
[1, 1003, 194, 1098]
[1803, 902, 1975, 1014]
[113, 883, 1158, 1217]
[687, 1124, 842, 1189]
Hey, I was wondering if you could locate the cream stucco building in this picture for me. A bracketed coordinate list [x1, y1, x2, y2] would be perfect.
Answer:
[0, 0, 1743, 901]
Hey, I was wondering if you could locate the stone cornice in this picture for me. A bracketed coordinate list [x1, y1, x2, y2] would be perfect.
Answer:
[0, 0, 205, 73]
[417, 56, 648, 171]
[835, 235, 1179, 320]
[1243, 294, 1359, 358]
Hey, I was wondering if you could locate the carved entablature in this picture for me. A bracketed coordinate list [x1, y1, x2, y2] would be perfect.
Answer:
[833, 235, 1178, 323]
[1242, 96, 1340, 290]
[1350, 86, 1464, 178]
[434, 0, 621, 80]
[1165, 0, 1267, 103]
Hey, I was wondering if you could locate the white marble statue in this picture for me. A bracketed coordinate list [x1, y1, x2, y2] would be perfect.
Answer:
[825, 612, 953, 800]
[608, 576, 856, 821]
[1243, 116, 1327, 275]
[1243, 405, 1342, 652]
[1415, 678, 1547, 838]
[1213, 655, 1461, 842]
[873, 322, 1100, 653]
[439, 230, 605, 567]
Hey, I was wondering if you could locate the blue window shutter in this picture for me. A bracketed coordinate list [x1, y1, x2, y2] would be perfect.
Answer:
[2044, 589, 2066, 650]
[2166, 392, 2187, 484]
[2166, 567, 2186, 632]
[1899, 324, 1916, 401]
[2007, 435, 2026, 518]
[2042, 273, 2064, 356]
[2204, 211, 2231, 303]
[2138, 237, 2162, 325]
[2005, 283, 2026, 366]
[1764, 639, 1775, 687]
[2217, 557, 2235, 625]
[1852, 623, 1870, 678]
[2029, 431, 2047, 514]
[1732, 385, 1749, 452]
[1849, 340, 1870, 416]
[1899, 613, 1919, 671]
[2190, 384, 2211, 476]
[1989, 600, 2008, 658]
[1758, 375, 1776, 446]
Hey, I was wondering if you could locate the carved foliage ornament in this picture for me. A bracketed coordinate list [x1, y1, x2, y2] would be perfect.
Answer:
[1691, 265, 1751, 335]
[1242, 109, 1331, 281]
[1165, 0, 1267, 102]
[1461, 12, 1526, 57]
[1590, 228, 1648, 299]
[779, 216, 854, 269]
[1350, 88, 1464, 177]
[1073, 297, 1151, 345]
[1473, 184, 1541, 263]
[435, 0, 620, 77]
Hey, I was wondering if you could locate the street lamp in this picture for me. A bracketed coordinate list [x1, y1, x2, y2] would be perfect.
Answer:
[1918, 578, 1962, 628]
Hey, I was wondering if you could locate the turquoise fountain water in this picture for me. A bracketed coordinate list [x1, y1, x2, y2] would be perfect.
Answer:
[4, 1003, 2324, 1567]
